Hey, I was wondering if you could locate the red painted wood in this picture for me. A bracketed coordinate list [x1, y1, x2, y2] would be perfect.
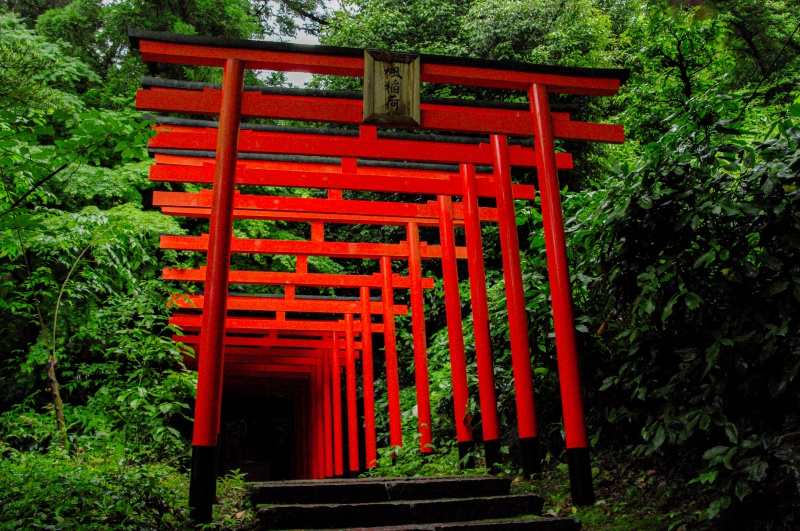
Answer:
[380, 257, 402, 449]
[437, 196, 472, 444]
[151, 189, 520, 224]
[171, 314, 384, 333]
[407, 223, 433, 453]
[163, 266, 435, 289]
[171, 293, 408, 315]
[160, 234, 468, 260]
[332, 332, 343, 476]
[531, 84, 588, 450]
[135, 36, 624, 96]
[360, 287, 377, 468]
[345, 314, 360, 472]
[323, 347, 333, 477]
[149, 161, 538, 201]
[492, 135, 538, 440]
[192, 58, 243, 448]
[461, 164, 500, 442]
[313, 363, 324, 478]
[148, 126, 570, 167]
[136, 86, 623, 141]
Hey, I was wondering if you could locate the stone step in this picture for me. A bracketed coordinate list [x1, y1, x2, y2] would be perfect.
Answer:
[255, 494, 544, 530]
[334, 517, 581, 531]
[250, 476, 512, 505]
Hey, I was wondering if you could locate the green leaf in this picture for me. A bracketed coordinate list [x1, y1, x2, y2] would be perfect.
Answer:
[724, 423, 738, 444]
[685, 292, 701, 310]
[703, 445, 729, 460]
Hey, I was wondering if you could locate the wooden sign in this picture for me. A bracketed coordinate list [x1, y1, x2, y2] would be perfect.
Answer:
[363, 50, 421, 126]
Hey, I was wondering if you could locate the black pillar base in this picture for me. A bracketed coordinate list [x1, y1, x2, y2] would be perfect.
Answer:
[457, 440, 476, 469]
[421, 451, 435, 464]
[484, 439, 502, 474]
[567, 447, 595, 506]
[189, 445, 217, 524]
[347, 470, 361, 478]
[520, 436, 541, 478]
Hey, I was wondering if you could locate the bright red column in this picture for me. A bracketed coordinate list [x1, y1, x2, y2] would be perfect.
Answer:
[314, 362, 325, 478]
[332, 331, 344, 476]
[293, 385, 303, 478]
[380, 256, 403, 449]
[437, 196, 474, 461]
[530, 83, 594, 504]
[323, 347, 333, 477]
[491, 134, 541, 476]
[300, 384, 311, 479]
[189, 57, 244, 524]
[407, 222, 433, 453]
[460, 164, 502, 467]
[360, 286, 378, 468]
[345, 314, 360, 474]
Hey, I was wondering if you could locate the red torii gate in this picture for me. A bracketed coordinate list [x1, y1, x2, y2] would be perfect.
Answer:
[130, 28, 627, 522]
[150, 122, 557, 472]
[154, 147, 533, 468]
[165, 260, 434, 469]
[179, 312, 370, 480]
[152, 133, 545, 469]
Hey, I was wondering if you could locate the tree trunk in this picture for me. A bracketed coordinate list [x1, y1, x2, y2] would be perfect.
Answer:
[45, 358, 67, 443]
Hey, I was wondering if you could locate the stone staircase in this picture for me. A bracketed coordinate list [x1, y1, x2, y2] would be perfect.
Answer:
[250, 476, 581, 530]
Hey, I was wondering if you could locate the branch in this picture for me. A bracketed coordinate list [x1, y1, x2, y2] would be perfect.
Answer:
[0, 157, 77, 219]
[50, 223, 117, 361]
[283, 0, 329, 26]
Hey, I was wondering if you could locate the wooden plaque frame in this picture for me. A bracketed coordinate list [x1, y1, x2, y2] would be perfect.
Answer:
[363, 50, 421, 126]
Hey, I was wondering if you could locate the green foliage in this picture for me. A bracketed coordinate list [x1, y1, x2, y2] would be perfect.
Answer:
[0, 445, 190, 530]
[590, 92, 800, 522]
[2, 0, 800, 527]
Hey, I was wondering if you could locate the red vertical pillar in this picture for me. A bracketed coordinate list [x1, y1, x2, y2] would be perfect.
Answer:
[460, 164, 502, 470]
[293, 385, 303, 478]
[491, 134, 541, 477]
[437, 196, 474, 465]
[380, 257, 403, 450]
[530, 83, 594, 504]
[189, 57, 244, 524]
[314, 361, 325, 479]
[332, 331, 344, 476]
[323, 347, 333, 477]
[300, 382, 311, 479]
[406, 223, 433, 453]
[309, 364, 317, 479]
[360, 287, 377, 468]
[345, 314, 360, 475]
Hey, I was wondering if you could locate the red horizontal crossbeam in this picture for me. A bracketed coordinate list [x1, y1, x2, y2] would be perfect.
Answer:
[173, 293, 408, 315]
[185, 345, 355, 359]
[164, 267, 435, 289]
[149, 160, 540, 199]
[175, 331, 364, 349]
[133, 34, 624, 95]
[136, 88, 624, 142]
[152, 191, 504, 227]
[147, 125, 571, 167]
[225, 365, 313, 378]
[185, 354, 346, 368]
[171, 314, 383, 333]
[161, 234, 468, 260]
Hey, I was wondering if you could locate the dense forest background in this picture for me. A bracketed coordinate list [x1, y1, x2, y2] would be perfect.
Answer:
[1, 0, 798, 529]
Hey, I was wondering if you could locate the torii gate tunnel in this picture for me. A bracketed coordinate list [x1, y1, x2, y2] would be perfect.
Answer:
[129, 29, 628, 523]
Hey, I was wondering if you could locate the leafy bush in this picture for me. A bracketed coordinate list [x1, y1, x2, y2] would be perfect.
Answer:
[589, 95, 800, 523]
[0, 445, 190, 530]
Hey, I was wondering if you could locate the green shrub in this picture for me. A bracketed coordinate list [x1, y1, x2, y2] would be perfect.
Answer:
[0, 445, 189, 530]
